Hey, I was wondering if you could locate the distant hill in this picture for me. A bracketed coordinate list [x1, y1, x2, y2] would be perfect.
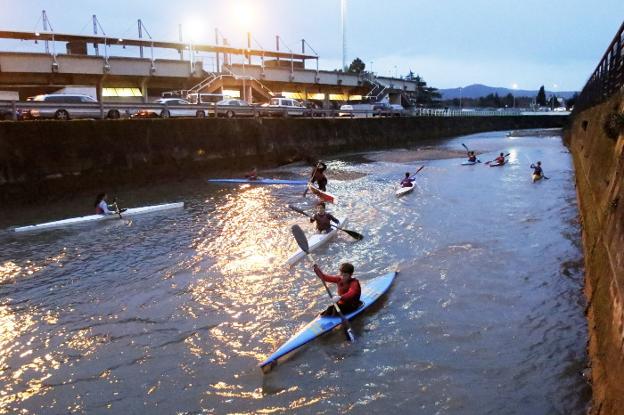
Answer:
[439, 84, 578, 100]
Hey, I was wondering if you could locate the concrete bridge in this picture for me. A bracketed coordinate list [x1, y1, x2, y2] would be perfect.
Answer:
[0, 29, 417, 106]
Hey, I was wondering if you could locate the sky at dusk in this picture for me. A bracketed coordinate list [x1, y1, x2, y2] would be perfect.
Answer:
[0, 0, 622, 91]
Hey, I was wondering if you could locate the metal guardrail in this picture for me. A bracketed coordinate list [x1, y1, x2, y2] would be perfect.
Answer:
[0, 101, 561, 121]
[574, 20, 624, 113]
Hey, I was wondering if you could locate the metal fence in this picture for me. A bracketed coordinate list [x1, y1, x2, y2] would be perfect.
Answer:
[0, 101, 563, 121]
[574, 20, 624, 113]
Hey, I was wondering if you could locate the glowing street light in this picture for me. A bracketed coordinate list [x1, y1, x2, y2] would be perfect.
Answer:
[511, 83, 518, 108]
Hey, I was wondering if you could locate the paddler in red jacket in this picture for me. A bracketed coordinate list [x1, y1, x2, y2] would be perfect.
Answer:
[493, 152, 506, 165]
[310, 202, 340, 233]
[313, 263, 362, 316]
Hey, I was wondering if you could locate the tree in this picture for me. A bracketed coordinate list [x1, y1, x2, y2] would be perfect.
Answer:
[347, 58, 366, 74]
[566, 92, 579, 110]
[411, 75, 441, 106]
[504, 93, 514, 108]
[536, 86, 547, 106]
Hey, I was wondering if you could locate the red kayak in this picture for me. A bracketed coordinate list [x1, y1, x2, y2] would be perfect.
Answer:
[307, 183, 336, 204]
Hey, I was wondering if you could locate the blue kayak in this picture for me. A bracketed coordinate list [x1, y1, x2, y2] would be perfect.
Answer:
[207, 178, 309, 185]
[260, 271, 397, 373]
[461, 161, 478, 166]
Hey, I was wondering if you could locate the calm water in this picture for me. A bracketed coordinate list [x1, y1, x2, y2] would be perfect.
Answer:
[0, 129, 590, 414]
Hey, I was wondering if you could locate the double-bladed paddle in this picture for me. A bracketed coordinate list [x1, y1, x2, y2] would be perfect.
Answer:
[461, 143, 481, 163]
[485, 153, 511, 165]
[302, 162, 321, 197]
[291, 224, 355, 343]
[288, 204, 363, 240]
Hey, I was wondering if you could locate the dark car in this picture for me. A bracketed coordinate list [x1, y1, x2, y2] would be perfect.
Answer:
[0, 107, 15, 120]
[372, 102, 392, 117]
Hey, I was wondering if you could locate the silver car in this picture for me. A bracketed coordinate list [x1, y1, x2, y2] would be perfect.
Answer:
[21, 94, 123, 120]
[216, 99, 255, 118]
[133, 98, 208, 118]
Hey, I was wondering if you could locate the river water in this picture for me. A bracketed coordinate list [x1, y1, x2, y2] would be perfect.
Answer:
[0, 129, 590, 414]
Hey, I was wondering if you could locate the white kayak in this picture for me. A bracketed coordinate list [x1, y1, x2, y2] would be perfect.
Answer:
[286, 216, 347, 266]
[13, 202, 184, 233]
[395, 185, 415, 197]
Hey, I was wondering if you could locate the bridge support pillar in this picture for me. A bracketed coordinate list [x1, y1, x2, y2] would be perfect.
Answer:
[96, 78, 104, 102]
[140, 78, 148, 103]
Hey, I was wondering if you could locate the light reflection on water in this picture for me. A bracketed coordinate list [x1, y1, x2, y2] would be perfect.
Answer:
[0, 130, 589, 414]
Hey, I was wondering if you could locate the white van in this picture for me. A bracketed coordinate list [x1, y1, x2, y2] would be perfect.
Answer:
[186, 93, 232, 104]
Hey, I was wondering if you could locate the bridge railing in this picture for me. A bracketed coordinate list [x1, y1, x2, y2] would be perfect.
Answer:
[574, 20, 624, 113]
[0, 101, 564, 121]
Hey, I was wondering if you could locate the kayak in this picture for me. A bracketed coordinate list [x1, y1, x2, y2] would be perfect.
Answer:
[395, 184, 415, 197]
[286, 216, 347, 266]
[489, 162, 506, 167]
[260, 270, 397, 373]
[208, 178, 308, 185]
[13, 202, 184, 233]
[307, 183, 336, 204]
[461, 161, 478, 166]
[532, 174, 543, 182]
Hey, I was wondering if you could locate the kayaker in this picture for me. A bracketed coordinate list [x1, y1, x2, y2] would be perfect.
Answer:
[400, 172, 415, 188]
[494, 152, 506, 165]
[311, 162, 328, 191]
[531, 161, 544, 181]
[313, 263, 362, 316]
[467, 151, 478, 163]
[310, 202, 340, 233]
[245, 167, 258, 180]
[94, 193, 117, 215]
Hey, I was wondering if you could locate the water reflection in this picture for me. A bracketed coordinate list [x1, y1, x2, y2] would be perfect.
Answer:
[0, 130, 589, 414]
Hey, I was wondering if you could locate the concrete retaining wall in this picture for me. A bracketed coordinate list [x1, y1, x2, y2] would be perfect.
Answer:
[0, 116, 566, 205]
[565, 93, 624, 414]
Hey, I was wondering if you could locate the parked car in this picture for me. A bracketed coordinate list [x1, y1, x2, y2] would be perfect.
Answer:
[372, 102, 392, 117]
[302, 101, 326, 117]
[18, 94, 124, 120]
[0, 107, 16, 120]
[389, 104, 405, 116]
[215, 99, 255, 118]
[261, 98, 306, 117]
[338, 104, 355, 118]
[132, 98, 207, 118]
[186, 93, 232, 105]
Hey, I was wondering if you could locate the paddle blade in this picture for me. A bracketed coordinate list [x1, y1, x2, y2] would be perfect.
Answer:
[461, 143, 469, 151]
[288, 204, 309, 217]
[344, 326, 355, 342]
[291, 225, 310, 253]
[341, 228, 364, 240]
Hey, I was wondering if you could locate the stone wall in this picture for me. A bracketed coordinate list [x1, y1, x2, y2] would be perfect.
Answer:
[0, 116, 566, 205]
[565, 92, 624, 414]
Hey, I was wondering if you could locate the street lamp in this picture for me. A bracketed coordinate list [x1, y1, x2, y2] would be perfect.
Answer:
[459, 86, 462, 110]
[511, 83, 518, 108]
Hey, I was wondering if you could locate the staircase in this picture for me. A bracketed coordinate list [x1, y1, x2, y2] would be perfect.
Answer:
[172, 67, 275, 102]
[362, 73, 389, 102]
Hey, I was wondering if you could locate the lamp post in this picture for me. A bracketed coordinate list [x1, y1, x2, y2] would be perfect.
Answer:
[459, 86, 462, 110]
[511, 83, 518, 109]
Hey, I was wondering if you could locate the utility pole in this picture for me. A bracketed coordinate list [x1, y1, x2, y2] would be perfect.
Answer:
[42, 10, 49, 54]
[341, 0, 347, 70]
[179, 24, 184, 60]
[214, 28, 220, 72]
[138, 19, 144, 58]
[93, 15, 99, 56]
